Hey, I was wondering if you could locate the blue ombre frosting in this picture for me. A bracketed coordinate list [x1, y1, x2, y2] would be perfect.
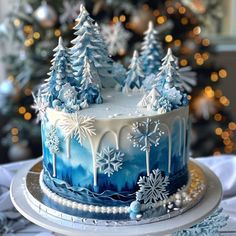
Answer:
[42, 91, 190, 208]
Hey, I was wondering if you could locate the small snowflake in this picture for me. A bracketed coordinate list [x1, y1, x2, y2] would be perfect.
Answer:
[157, 96, 172, 112]
[128, 118, 164, 152]
[136, 169, 169, 207]
[45, 125, 60, 154]
[101, 22, 131, 56]
[96, 147, 124, 177]
[173, 208, 228, 236]
[164, 87, 183, 107]
[58, 83, 77, 103]
[31, 90, 48, 123]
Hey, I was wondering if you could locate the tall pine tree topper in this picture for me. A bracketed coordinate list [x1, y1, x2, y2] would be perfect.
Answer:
[70, 5, 116, 90]
[123, 50, 145, 92]
[140, 21, 164, 76]
[42, 37, 78, 111]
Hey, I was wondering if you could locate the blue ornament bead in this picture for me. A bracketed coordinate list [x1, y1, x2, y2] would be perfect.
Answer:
[52, 99, 62, 108]
[130, 200, 141, 213]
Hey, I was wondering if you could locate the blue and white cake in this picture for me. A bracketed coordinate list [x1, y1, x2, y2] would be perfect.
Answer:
[33, 5, 191, 216]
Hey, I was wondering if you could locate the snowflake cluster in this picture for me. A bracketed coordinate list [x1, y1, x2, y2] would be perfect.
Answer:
[96, 147, 124, 177]
[128, 118, 164, 152]
[45, 125, 60, 154]
[173, 208, 228, 236]
[136, 169, 169, 207]
[59, 113, 96, 145]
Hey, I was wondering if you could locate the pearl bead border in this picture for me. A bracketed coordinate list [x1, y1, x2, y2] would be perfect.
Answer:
[40, 170, 130, 214]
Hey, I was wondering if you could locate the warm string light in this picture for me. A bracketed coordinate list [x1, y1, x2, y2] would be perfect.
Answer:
[165, 34, 173, 43]
[180, 59, 188, 66]
[219, 96, 230, 106]
[54, 29, 61, 37]
[18, 106, 32, 120]
[204, 86, 214, 98]
[11, 127, 19, 143]
[157, 16, 166, 25]
[112, 15, 127, 24]
[180, 17, 188, 25]
[194, 52, 209, 65]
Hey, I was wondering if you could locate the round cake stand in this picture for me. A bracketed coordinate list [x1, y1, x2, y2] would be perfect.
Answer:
[10, 158, 222, 236]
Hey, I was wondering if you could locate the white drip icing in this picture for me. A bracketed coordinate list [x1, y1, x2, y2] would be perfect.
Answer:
[45, 105, 189, 185]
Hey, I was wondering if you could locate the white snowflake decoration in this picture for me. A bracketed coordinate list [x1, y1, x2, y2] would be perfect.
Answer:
[164, 87, 183, 106]
[96, 147, 124, 177]
[173, 208, 228, 236]
[31, 90, 48, 123]
[101, 22, 131, 56]
[45, 125, 60, 154]
[59, 113, 96, 145]
[59, 1, 83, 24]
[58, 83, 77, 103]
[136, 169, 169, 207]
[128, 118, 164, 152]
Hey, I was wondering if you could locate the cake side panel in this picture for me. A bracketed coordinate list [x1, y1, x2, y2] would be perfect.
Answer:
[42, 106, 189, 206]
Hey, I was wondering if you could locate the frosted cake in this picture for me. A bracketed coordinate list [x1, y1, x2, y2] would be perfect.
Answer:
[33, 5, 191, 216]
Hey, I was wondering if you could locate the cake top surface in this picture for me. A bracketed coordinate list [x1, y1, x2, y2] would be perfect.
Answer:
[74, 89, 156, 119]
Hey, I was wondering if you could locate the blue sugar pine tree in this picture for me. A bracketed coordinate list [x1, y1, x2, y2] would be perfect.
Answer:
[42, 37, 79, 111]
[123, 50, 145, 92]
[79, 56, 103, 104]
[140, 21, 164, 76]
[71, 5, 116, 90]
[153, 48, 186, 109]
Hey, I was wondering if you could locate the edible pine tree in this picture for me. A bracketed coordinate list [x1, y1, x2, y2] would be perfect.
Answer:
[154, 48, 179, 91]
[79, 57, 103, 104]
[140, 21, 164, 76]
[123, 50, 145, 91]
[42, 37, 75, 108]
[71, 5, 116, 89]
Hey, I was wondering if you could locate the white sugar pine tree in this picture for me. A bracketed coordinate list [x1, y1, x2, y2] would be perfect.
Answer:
[137, 86, 161, 111]
[79, 56, 103, 104]
[154, 48, 180, 91]
[140, 21, 164, 76]
[123, 50, 145, 92]
[70, 5, 116, 89]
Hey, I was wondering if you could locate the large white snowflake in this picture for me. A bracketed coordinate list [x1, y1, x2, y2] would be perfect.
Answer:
[128, 118, 164, 152]
[96, 147, 124, 177]
[45, 125, 60, 154]
[101, 22, 131, 56]
[59, 113, 96, 145]
[136, 169, 169, 207]
[31, 90, 48, 123]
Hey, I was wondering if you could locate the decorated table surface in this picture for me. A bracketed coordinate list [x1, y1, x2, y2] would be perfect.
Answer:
[1, 155, 236, 235]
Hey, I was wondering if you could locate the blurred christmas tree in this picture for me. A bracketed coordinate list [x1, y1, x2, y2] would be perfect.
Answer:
[0, 0, 235, 163]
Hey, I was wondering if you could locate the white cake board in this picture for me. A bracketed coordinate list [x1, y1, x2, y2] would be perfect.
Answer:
[10, 158, 222, 236]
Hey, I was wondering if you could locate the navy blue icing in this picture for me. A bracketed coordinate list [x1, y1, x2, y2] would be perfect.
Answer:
[43, 165, 188, 207]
